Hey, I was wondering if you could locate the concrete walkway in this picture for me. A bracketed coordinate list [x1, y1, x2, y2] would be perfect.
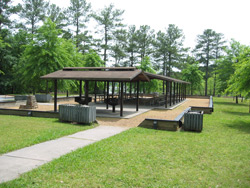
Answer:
[0, 125, 128, 184]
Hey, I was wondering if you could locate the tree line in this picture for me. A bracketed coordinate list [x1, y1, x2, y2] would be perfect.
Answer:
[0, 0, 249, 101]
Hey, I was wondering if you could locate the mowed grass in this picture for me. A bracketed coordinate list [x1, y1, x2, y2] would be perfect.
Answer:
[0, 115, 95, 154]
[1, 97, 250, 187]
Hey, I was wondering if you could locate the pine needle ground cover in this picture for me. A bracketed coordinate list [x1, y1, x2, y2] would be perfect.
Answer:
[1, 97, 250, 187]
[0, 115, 95, 154]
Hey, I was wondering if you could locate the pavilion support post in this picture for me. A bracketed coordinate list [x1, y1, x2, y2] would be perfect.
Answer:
[173, 82, 175, 105]
[94, 81, 97, 103]
[46, 80, 48, 94]
[185, 84, 186, 99]
[181, 84, 183, 100]
[85, 80, 89, 105]
[183, 84, 184, 100]
[119, 82, 121, 97]
[130, 82, 132, 98]
[163, 81, 165, 95]
[136, 81, 139, 111]
[165, 81, 168, 108]
[104, 81, 106, 101]
[106, 81, 109, 109]
[183, 84, 185, 100]
[112, 82, 114, 98]
[176, 83, 178, 103]
[120, 82, 124, 117]
[54, 79, 57, 112]
[134, 82, 136, 97]
[178, 83, 180, 102]
[179, 83, 181, 102]
[178, 83, 180, 103]
[181, 84, 184, 101]
[181, 84, 183, 101]
[125, 82, 127, 99]
[169, 82, 172, 106]
[79, 80, 82, 98]
[185, 84, 187, 99]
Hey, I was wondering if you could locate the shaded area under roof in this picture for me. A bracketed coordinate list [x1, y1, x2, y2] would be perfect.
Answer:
[41, 67, 190, 84]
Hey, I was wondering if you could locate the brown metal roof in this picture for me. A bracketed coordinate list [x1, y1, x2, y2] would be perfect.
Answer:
[63, 67, 136, 71]
[41, 67, 190, 84]
[144, 72, 190, 84]
[41, 68, 150, 82]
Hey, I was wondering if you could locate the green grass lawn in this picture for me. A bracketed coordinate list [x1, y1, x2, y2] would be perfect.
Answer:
[0, 115, 95, 154]
[1, 97, 250, 187]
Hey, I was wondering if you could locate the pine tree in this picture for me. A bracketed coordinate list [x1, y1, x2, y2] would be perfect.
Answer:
[66, 0, 91, 50]
[154, 24, 186, 77]
[93, 4, 124, 65]
[194, 29, 221, 96]
[136, 25, 154, 62]
[126, 25, 138, 67]
[19, 0, 49, 35]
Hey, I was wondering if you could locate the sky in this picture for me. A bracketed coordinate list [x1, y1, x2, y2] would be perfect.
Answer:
[49, 0, 250, 50]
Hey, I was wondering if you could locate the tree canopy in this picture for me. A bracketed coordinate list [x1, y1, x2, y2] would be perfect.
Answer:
[18, 18, 83, 93]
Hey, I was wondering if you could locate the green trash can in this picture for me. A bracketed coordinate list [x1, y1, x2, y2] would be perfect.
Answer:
[183, 111, 203, 132]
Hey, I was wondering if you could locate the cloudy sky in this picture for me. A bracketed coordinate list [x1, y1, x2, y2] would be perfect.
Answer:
[15, 0, 244, 50]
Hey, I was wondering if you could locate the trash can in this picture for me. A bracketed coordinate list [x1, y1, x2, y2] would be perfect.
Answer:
[183, 110, 203, 132]
[59, 104, 96, 124]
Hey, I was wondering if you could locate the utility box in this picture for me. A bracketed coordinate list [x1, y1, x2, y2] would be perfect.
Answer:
[183, 111, 203, 132]
[59, 104, 96, 124]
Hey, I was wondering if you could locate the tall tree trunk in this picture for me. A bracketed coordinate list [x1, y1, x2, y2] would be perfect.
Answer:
[205, 59, 208, 96]
[236, 95, 238, 104]
[76, 18, 79, 48]
[168, 54, 171, 77]
[104, 27, 108, 66]
[131, 51, 134, 67]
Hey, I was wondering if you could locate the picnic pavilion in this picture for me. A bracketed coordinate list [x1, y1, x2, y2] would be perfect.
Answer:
[41, 67, 190, 117]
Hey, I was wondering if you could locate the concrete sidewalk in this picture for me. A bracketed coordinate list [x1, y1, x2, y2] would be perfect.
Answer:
[0, 125, 128, 184]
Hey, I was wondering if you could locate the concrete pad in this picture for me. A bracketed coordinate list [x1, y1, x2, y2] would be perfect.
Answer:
[5, 137, 95, 161]
[69, 125, 128, 141]
[0, 125, 128, 184]
[0, 156, 46, 183]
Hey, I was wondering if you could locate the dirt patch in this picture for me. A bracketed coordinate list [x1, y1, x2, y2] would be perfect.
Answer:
[4, 98, 209, 128]
[97, 98, 209, 127]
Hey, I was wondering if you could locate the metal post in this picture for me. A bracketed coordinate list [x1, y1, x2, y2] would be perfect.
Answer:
[106, 81, 109, 109]
[185, 84, 187, 99]
[162, 81, 165, 94]
[136, 81, 139, 111]
[94, 81, 97, 103]
[169, 82, 172, 106]
[112, 82, 114, 98]
[125, 82, 127, 99]
[85, 81, 89, 105]
[173, 82, 175, 105]
[179, 83, 181, 102]
[165, 81, 168, 108]
[119, 82, 121, 97]
[181, 84, 183, 101]
[46, 80, 48, 94]
[130, 82, 132, 98]
[54, 79, 57, 112]
[79, 80, 82, 98]
[176, 83, 178, 103]
[104, 81, 106, 100]
[120, 82, 124, 117]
